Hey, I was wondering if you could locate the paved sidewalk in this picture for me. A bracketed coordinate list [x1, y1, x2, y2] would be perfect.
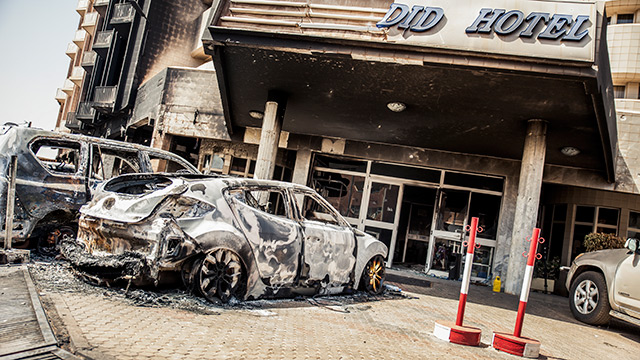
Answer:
[26, 263, 640, 360]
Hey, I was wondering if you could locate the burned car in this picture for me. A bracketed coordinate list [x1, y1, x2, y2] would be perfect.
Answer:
[0, 124, 198, 250]
[65, 174, 388, 302]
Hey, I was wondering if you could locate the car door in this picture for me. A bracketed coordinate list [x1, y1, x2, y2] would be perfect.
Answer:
[293, 190, 356, 286]
[613, 252, 640, 313]
[227, 187, 302, 286]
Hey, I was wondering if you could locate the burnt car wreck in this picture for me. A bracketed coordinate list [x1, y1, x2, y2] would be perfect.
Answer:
[63, 174, 388, 302]
[0, 124, 197, 251]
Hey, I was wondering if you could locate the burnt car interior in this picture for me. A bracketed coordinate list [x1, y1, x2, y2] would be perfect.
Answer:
[31, 139, 81, 175]
[104, 176, 174, 195]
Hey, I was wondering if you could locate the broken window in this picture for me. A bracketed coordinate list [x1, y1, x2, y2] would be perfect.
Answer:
[295, 193, 342, 226]
[91, 145, 141, 180]
[201, 153, 225, 174]
[30, 139, 81, 175]
[311, 171, 365, 220]
[148, 153, 194, 173]
[244, 189, 288, 217]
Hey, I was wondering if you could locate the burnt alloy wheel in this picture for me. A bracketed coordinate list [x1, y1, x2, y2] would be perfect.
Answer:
[361, 255, 385, 295]
[569, 271, 611, 325]
[198, 249, 245, 303]
[37, 226, 75, 256]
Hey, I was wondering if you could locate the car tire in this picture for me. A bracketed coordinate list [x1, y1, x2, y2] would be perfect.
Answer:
[569, 271, 611, 325]
[197, 249, 246, 303]
[361, 255, 385, 295]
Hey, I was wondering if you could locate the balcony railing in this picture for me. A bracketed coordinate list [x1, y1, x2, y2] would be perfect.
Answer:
[93, 30, 114, 56]
[76, 102, 96, 122]
[65, 42, 79, 59]
[72, 29, 87, 47]
[55, 89, 68, 105]
[92, 86, 117, 112]
[81, 50, 97, 70]
[81, 12, 99, 35]
[69, 66, 85, 86]
[111, 3, 135, 30]
[61, 79, 75, 96]
[76, 0, 89, 15]
[66, 112, 82, 130]
[93, 0, 109, 16]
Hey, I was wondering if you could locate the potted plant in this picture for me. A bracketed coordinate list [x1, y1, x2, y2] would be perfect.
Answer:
[531, 256, 560, 293]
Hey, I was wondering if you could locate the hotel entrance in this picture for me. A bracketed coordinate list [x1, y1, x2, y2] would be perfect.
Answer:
[310, 154, 503, 281]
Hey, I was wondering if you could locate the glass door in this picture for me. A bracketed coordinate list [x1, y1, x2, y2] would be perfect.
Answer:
[359, 179, 403, 266]
[426, 189, 471, 277]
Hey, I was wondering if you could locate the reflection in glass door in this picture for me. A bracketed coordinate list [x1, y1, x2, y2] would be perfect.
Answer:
[360, 180, 403, 265]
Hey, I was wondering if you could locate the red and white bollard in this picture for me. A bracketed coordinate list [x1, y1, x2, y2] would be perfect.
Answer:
[492, 228, 544, 358]
[433, 217, 482, 346]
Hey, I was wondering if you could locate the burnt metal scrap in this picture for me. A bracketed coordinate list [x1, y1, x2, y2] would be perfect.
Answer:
[66, 173, 388, 303]
[0, 124, 197, 250]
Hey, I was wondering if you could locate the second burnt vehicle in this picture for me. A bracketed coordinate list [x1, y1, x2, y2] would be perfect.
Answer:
[0, 124, 198, 251]
[64, 173, 388, 302]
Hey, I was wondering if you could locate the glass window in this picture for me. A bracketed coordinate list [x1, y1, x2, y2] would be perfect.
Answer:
[468, 193, 501, 239]
[371, 163, 440, 183]
[553, 204, 567, 221]
[31, 140, 81, 175]
[367, 183, 399, 223]
[629, 211, 640, 229]
[243, 189, 288, 217]
[202, 153, 224, 173]
[311, 171, 364, 219]
[230, 157, 247, 174]
[314, 154, 367, 173]
[147, 153, 193, 174]
[614, 86, 625, 99]
[575, 206, 595, 223]
[91, 145, 141, 180]
[617, 14, 634, 24]
[444, 172, 503, 192]
[597, 208, 619, 226]
[436, 189, 469, 232]
[572, 224, 592, 260]
[296, 193, 342, 226]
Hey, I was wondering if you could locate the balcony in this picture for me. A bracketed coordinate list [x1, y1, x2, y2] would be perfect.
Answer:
[76, 0, 89, 15]
[110, 3, 135, 31]
[65, 42, 79, 59]
[61, 79, 75, 96]
[93, 0, 109, 16]
[81, 50, 97, 70]
[81, 12, 99, 35]
[69, 66, 85, 86]
[55, 88, 68, 105]
[72, 29, 87, 47]
[93, 30, 114, 56]
[76, 102, 96, 122]
[66, 112, 82, 130]
[92, 86, 117, 113]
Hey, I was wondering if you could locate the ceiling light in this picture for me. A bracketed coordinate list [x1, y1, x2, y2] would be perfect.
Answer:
[249, 110, 264, 119]
[386, 101, 406, 113]
[561, 146, 580, 157]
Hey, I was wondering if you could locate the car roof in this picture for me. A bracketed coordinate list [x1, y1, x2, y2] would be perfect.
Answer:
[0, 124, 198, 172]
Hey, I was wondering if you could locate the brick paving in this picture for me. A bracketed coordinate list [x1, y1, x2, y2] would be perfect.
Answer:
[32, 267, 640, 360]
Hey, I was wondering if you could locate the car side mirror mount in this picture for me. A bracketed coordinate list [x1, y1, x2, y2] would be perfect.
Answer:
[625, 238, 639, 254]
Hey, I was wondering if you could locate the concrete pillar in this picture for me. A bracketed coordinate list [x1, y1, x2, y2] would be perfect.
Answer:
[254, 97, 284, 180]
[292, 149, 312, 186]
[505, 119, 547, 295]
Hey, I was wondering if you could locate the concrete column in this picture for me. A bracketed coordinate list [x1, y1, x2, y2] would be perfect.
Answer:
[292, 149, 312, 186]
[254, 99, 283, 180]
[505, 119, 547, 295]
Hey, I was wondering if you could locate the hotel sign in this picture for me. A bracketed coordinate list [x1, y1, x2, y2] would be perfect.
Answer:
[375, 0, 598, 62]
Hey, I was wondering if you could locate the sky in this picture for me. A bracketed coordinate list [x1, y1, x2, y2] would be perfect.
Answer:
[0, 1, 79, 130]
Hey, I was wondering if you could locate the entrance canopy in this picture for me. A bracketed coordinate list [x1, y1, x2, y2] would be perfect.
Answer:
[203, 0, 617, 180]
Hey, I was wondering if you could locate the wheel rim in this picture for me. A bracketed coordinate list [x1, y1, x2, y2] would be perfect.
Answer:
[574, 279, 599, 315]
[199, 249, 243, 303]
[367, 257, 384, 293]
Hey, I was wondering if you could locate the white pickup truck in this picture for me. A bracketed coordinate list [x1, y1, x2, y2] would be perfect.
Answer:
[565, 238, 640, 326]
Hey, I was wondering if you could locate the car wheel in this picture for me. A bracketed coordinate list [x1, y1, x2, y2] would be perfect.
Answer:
[361, 255, 385, 295]
[198, 249, 245, 303]
[569, 271, 611, 325]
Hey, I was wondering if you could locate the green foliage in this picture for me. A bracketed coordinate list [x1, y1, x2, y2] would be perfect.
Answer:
[534, 256, 560, 279]
[583, 232, 625, 252]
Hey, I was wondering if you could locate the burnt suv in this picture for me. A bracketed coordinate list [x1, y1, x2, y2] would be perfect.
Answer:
[65, 174, 388, 303]
[566, 238, 640, 326]
[0, 124, 198, 249]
